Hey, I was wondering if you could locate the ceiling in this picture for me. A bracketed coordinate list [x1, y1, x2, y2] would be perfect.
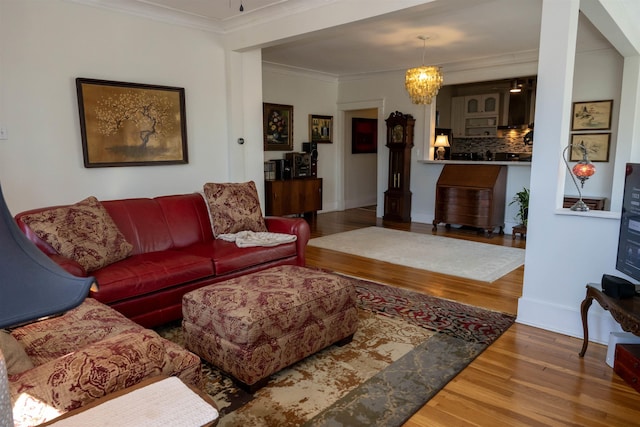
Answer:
[76, 0, 620, 78]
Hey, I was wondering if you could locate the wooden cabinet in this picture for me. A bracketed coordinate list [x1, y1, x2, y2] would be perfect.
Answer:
[383, 111, 415, 222]
[563, 196, 606, 210]
[450, 96, 466, 137]
[432, 164, 507, 235]
[465, 93, 499, 115]
[264, 178, 322, 216]
[452, 93, 500, 137]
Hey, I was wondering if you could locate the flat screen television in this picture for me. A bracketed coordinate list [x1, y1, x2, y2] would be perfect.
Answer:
[616, 163, 640, 282]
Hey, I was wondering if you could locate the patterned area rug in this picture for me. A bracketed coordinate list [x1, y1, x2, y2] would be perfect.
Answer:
[308, 227, 525, 282]
[156, 276, 515, 426]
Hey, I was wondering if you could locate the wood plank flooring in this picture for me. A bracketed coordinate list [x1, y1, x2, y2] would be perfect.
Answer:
[304, 207, 640, 427]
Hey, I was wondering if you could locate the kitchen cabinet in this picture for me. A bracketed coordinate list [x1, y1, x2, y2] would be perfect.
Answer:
[450, 96, 466, 137]
[465, 93, 499, 115]
[265, 178, 322, 216]
[464, 116, 498, 136]
[451, 93, 500, 137]
[432, 164, 507, 235]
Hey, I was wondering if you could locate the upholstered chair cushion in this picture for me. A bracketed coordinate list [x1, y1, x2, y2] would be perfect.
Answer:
[203, 181, 267, 237]
[20, 196, 133, 272]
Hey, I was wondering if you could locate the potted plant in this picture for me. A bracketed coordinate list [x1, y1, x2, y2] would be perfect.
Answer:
[510, 187, 530, 227]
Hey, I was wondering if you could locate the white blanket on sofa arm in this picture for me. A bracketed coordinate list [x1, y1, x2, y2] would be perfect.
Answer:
[217, 231, 297, 248]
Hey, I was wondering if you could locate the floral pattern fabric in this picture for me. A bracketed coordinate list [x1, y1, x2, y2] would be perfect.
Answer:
[9, 298, 202, 426]
[19, 196, 133, 272]
[203, 182, 267, 237]
[182, 265, 359, 387]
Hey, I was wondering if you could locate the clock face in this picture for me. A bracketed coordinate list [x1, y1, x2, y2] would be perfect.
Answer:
[392, 125, 404, 143]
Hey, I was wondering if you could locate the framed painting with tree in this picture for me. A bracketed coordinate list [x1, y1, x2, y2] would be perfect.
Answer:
[76, 78, 188, 167]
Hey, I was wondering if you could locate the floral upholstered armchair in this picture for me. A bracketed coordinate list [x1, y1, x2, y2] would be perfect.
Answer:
[3, 298, 202, 427]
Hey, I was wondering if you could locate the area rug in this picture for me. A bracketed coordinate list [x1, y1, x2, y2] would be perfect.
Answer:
[308, 227, 525, 282]
[156, 276, 515, 426]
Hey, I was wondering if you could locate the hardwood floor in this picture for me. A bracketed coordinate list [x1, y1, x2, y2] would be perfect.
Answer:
[304, 207, 640, 427]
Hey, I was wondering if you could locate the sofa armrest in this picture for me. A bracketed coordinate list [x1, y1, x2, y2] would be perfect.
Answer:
[48, 254, 87, 277]
[9, 330, 179, 427]
[264, 216, 310, 266]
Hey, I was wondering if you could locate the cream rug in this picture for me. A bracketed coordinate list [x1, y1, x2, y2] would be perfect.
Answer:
[308, 227, 525, 282]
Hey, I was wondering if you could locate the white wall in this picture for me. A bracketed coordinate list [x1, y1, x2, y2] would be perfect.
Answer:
[564, 48, 623, 207]
[0, 0, 229, 213]
[262, 65, 339, 211]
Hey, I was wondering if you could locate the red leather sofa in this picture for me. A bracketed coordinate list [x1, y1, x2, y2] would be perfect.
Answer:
[14, 193, 310, 328]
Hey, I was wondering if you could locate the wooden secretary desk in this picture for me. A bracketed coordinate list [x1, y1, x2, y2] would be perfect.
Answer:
[432, 164, 507, 235]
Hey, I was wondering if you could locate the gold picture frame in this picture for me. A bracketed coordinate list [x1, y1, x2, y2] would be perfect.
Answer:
[571, 100, 613, 131]
[309, 114, 333, 143]
[76, 78, 188, 168]
[570, 133, 611, 162]
[263, 103, 294, 151]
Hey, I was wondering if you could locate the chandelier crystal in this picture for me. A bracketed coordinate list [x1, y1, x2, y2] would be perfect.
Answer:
[405, 66, 443, 104]
[404, 36, 443, 105]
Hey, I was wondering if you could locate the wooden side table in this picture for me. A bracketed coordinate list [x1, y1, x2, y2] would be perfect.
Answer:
[512, 224, 527, 240]
[579, 284, 640, 357]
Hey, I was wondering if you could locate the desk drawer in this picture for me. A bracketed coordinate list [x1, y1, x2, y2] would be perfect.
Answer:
[614, 344, 640, 392]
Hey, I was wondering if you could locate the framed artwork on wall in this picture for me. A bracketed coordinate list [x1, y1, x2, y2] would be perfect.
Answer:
[76, 78, 188, 168]
[263, 103, 294, 151]
[309, 114, 333, 143]
[571, 100, 613, 131]
[570, 133, 611, 162]
[351, 118, 378, 154]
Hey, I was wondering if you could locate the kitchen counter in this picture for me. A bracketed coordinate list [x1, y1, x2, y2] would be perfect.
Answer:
[419, 160, 532, 166]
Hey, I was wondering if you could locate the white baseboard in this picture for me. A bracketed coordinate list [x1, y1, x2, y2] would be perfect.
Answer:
[517, 296, 622, 346]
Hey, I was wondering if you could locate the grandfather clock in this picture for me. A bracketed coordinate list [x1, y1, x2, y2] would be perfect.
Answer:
[383, 111, 415, 222]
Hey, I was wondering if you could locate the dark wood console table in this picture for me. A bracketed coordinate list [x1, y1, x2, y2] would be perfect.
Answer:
[579, 284, 640, 357]
[265, 178, 322, 217]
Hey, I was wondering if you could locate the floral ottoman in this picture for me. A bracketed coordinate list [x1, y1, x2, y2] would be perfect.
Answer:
[181, 265, 358, 391]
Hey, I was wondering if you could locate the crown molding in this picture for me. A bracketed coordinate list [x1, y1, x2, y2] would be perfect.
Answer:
[262, 62, 339, 83]
[67, 0, 338, 34]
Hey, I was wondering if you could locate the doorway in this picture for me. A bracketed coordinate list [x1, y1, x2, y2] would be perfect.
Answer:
[338, 99, 385, 215]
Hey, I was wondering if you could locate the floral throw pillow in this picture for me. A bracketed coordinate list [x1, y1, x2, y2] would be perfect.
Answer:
[20, 196, 133, 272]
[203, 181, 267, 237]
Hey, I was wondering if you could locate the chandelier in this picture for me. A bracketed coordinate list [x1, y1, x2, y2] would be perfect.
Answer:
[405, 36, 443, 105]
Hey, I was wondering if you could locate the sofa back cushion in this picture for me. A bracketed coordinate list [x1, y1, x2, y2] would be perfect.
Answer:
[101, 198, 176, 255]
[101, 194, 213, 254]
[156, 193, 214, 248]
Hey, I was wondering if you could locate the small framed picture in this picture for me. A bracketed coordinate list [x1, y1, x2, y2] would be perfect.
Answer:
[309, 114, 333, 144]
[571, 100, 613, 131]
[570, 133, 611, 162]
[263, 103, 293, 151]
[352, 118, 378, 154]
